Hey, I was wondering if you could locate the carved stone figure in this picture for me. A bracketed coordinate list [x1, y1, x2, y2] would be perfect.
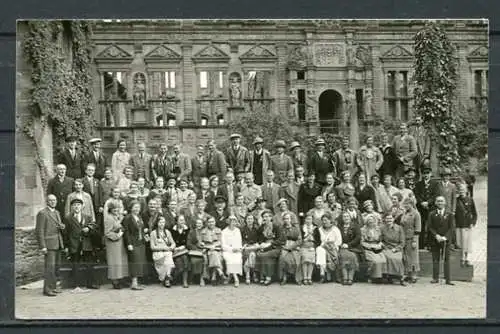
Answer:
[364, 87, 373, 116]
[133, 73, 146, 107]
[288, 45, 310, 68]
[229, 73, 242, 107]
[346, 41, 356, 66]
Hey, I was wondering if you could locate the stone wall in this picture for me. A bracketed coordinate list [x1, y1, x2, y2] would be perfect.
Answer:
[15, 229, 44, 286]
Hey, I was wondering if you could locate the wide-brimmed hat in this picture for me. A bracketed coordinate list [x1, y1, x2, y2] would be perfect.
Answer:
[315, 138, 326, 146]
[253, 136, 264, 145]
[89, 138, 102, 144]
[275, 140, 286, 148]
[230, 133, 241, 140]
[289, 141, 301, 151]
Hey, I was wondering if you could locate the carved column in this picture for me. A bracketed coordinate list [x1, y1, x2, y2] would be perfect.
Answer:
[181, 43, 195, 124]
[276, 43, 288, 116]
[306, 65, 318, 135]
[395, 71, 401, 120]
[371, 46, 384, 119]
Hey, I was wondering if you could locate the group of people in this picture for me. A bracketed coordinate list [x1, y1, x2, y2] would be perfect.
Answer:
[35, 117, 479, 297]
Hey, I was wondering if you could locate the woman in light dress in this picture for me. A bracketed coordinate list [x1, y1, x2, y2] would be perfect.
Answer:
[396, 177, 416, 205]
[300, 213, 320, 285]
[221, 215, 243, 287]
[103, 202, 129, 289]
[307, 196, 329, 226]
[380, 213, 407, 286]
[315, 212, 343, 283]
[361, 215, 387, 282]
[357, 135, 383, 184]
[116, 165, 134, 198]
[150, 215, 176, 287]
[111, 139, 131, 182]
[200, 216, 227, 285]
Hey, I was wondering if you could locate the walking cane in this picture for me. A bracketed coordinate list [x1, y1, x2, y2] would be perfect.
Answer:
[441, 238, 447, 284]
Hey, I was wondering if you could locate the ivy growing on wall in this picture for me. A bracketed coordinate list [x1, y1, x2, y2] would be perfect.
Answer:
[413, 22, 460, 172]
[22, 20, 95, 192]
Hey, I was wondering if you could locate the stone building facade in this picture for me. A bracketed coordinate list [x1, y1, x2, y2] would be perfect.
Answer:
[91, 19, 488, 155]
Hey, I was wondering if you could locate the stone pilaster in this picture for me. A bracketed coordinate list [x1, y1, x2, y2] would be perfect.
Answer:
[371, 46, 384, 118]
[181, 43, 196, 124]
[276, 43, 288, 116]
[456, 42, 470, 110]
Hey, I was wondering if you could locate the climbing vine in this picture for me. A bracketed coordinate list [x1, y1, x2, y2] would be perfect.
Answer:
[413, 22, 460, 172]
[22, 20, 95, 192]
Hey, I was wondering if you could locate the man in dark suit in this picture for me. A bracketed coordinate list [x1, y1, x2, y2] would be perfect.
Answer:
[332, 136, 357, 180]
[298, 173, 322, 219]
[210, 195, 230, 229]
[219, 171, 238, 208]
[171, 144, 192, 182]
[191, 145, 208, 189]
[35, 194, 66, 297]
[392, 123, 418, 179]
[206, 140, 227, 182]
[428, 196, 455, 285]
[129, 142, 152, 184]
[57, 136, 83, 179]
[455, 183, 478, 267]
[308, 138, 335, 186]
[65, 198, 99, 290]
[150, 143, 172, 182]
[225, 133, 251, 175]
[261, 170, 281, 212]
[434, 167, 458, 249]
[82, 163, 103, 247]
[413, 167, 436, 249]
[83, 138, 107, 181]
[47, 164, 74, 220]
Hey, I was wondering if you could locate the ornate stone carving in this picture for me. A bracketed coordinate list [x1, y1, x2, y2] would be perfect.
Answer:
[346, 40, 356, 66]
[313, 43, 347, 67]
[355, 46, 372, 66]
[381, 45, 413, 60]
[287, 45, 311, 68]
[193, 45, 230, 61]
[467, 45, 488, 61]
[132, 73, 147, 107]
[240, 45, 276, 59]
[344, 85, 356, 120]
[363, 87, 373, 116]
[229, 72, 242, 107]
[145, 45, 181, 59]
[96, 44, 132, 59]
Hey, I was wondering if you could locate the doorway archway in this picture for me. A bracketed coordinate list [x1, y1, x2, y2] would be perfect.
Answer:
[319, 90, 343, 134]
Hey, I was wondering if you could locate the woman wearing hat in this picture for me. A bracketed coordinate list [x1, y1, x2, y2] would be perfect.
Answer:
[338, 211, 362, 285]
[111, 139, 131, 182]
[335, 171, 356, 206]
[400, 197, 421, 283]
[289, 141, 308, 175]
[360, 215, 387, 282]
[380, 213, 407, 286]
[361, 200, 382, 227]
[277, 212, 303, 285]
[270, 140, 294, 185]
[315, 212, 343, 283]
[150, 215, 176, 287]
[221, 215, 243, 287]
[255, 210, 281, 285]
[249, 136, 271, 186]
[104, 201, 129, 289]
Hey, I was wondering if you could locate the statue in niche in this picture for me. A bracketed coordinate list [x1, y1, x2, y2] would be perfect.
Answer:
[344, 85, 356, 121]
[288, 45, 311, 68]
[364, 87, 373, 116]
[229, 73, 242, 107]
[346, 40, 356, 66]
[133, 72, 147, 107]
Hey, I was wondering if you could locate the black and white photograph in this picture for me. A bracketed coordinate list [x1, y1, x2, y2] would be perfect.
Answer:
[14, 19, 488, 319]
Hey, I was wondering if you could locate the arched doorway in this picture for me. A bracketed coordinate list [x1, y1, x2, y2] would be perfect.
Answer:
[319, 90, 343, 134]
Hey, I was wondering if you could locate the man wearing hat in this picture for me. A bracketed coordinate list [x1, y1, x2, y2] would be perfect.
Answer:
[57, 135, 84, 179]
[307, 137, 335, 186]
[191, 144, 208, 189]
[65, 197, 99, 290]
[332, 136, 358, 181]
[392, 123, 418, 179]
[210, 195, 231, 229]
[83, 138, 107, 181]
[410, 116, 431, 179]
[270, 140, 294, 185]
[289, 141, 308, 175]
[249, 136, 271, 186]
[225, 133, 251, 175]
[171, 143, 192, 182]
[206, 140, 227, 182]
[434, 167, 458, 249]
[413, 166, 437, 249]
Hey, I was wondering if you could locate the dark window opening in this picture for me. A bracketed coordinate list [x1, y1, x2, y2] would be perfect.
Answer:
[297, 71, 305, 80]
[298, 89, 306, 121]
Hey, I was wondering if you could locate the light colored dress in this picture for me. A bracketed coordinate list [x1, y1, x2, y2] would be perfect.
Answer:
[315, 226, 342, 271]
[104, 214, 129, 280]
[378, 185, 398, 213]
[221, 226, 243, 275]
[357, 145, 383, 184]
[400, 208, 421, 273]
[111, 150, 131, 182]
[150, 229, 176, 281]
[381, 223, 406, 276]
[361, 225, 387, 279]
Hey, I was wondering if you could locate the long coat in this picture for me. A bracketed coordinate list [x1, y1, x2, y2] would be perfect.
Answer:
[57, 148, 84, 179]
[455, 196, 477, 229]
[225, 146, 251, 173]
[279, 181, 300, 216]
[249, 149, 271, 184]
[83, 150, 107, 181]
[308, 151, 335, 185]
[378, 144, 398, 178]
[129, 152, 152, 182]
[191, 154, 208, 187]
[103, 214, 129, 279]
[111, 151, 131, 182]
[333, 148, 358, 178]
[270, 154, 294, 185]
[392, 135, 417, 172]
[36, 207, 65, 250]
[206, 149, 227, 181]
[357, 146, 383, 183]
[47, 176, 74, 217]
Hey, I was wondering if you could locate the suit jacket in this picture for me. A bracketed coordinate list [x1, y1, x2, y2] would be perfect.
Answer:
[333, 148, 358, 177]
[47, 176, 74, 215]
[36, 208, 65, 250]
[308, 152, 335, 184]
[270, 154, 294, 184]
[290, 153, 308, 175]
[64, 213, 96, 254]
[206, 149, 227, 181]
[225, 145, 251, 173]
[414, 179, 437, 214]
[191, 154, 208, 185]
[129, 152, 152, 181]
[427, 209, 454, 246]
[196, 189, 216, 213]
[82, 176, 102, 213]
[83, 150, 107, 180]
[261, 182, 281, 211]
[249, 149, 271, 178]
[57, 148, 84, 179]
[354, 185, 378, 212]
[455, 196, 477, 228]
[392, 135, 417, 169]
[298, 183, 322, 215]
[210, 208, 231, 229]
[180, 204, 198, 228]
[122, 214, 146, 247]
[410, 125, 431, 157]
[219, 183, 239, 207]
[279, 181, 300, 215]
[171, 152, 192, 181]
[379, 144, 398, 177]
[151, 154, 173, 181]
[434, 181, 457, 214]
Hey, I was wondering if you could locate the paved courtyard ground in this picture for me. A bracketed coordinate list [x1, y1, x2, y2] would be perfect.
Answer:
[15, 178, 487, 319]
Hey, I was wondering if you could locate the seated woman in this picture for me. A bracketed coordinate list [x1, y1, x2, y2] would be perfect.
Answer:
[338, 211, 362, 285]
[300, 213, 320, 285]
[255, 210, 281, 285]
[344, 197, 363, 227]
[315, 212, 343, 283]
[277, 212, 303, 285]
[273, 198, 299, 230]
[170, 215, 190, 288]
[361, 215, 387, 283]
[326, 192, 342, 216]
[241, 214, 260, 284]
[186, 218, 207, 287]
[221, 216, 243, 287]
[307, 196, 329, 226]
[381, 213, 407, 286]
[361, 200, 382, 227]
[200, 216, 227, 285]
[390, 192, 405, 225]
[150, 215, 176, 287]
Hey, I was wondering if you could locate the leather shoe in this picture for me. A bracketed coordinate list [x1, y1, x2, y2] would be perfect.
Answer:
[53, 287, 63, 294]
[43, 291, 57, 297]
[430, 279, 439, 284]
[445, 281, 455, 286]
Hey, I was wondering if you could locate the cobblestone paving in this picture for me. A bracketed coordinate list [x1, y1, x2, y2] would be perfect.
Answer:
[15, 179, 487, 319]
